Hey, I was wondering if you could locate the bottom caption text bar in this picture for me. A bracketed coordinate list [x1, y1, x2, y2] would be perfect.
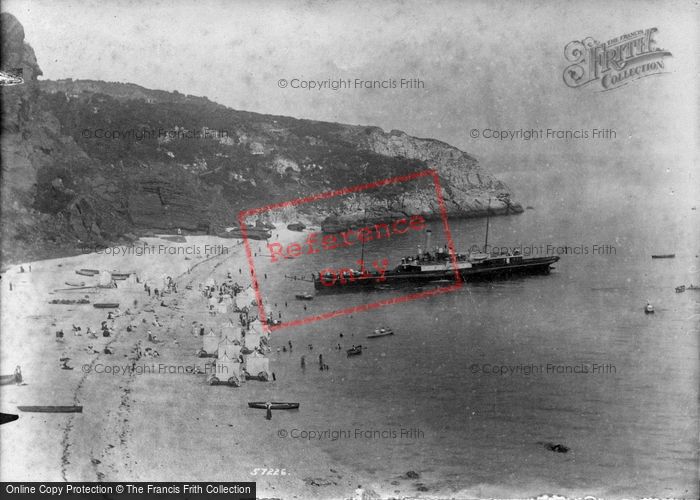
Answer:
[2, 483, 256, 499]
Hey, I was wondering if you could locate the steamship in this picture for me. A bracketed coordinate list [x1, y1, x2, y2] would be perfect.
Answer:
[313, 245, 559, 291]
[313, 203, 559, 291]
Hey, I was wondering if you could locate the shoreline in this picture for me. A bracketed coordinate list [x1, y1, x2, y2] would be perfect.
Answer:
[0, 208, 523, 271]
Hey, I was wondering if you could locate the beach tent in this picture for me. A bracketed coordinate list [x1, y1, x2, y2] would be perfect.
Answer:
[217, 340, 241, 360]
[221, 325, 242, 343]
[202, 331, 218, 354]
[120, 273, 140, 289]
[215, 353, 242, 383]
[98, 270, 112, 286]
[244, 353, 269, 377]
[239, 287, 257, 305]
[244, 332, 265, 350]
[233, 295, 248, 311]
[249, 319, 265, 336]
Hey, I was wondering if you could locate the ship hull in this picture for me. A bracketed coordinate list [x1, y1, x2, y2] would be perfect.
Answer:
[314, 256, 559, 291]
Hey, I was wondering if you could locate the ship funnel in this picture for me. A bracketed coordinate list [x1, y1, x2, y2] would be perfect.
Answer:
[424, 229, 432, 254]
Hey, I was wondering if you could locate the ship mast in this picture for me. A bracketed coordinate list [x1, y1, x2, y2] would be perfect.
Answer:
[483, 197, 491, 253]
[360, 208, 366, 264]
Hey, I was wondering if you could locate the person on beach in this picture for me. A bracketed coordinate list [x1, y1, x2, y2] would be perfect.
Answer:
[300, 356, 305, 369]
[13, 366, 22, 385]
[319, 354, 323, 367]
[354, 485, 364, 500]
[265, 402, 272, 420]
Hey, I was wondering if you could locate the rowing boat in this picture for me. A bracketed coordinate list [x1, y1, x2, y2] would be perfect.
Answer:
[93, 303, 119, 309]
[65, 281, 86, 287]
[17, 406, 83, 413]
[248, 402, 299, 410]
[651, 254, 675, 259]
[367, 328, 394, 339]
[346, 345, 362, 356]
[76, 270, 97, 277]
[0, 374, 19, 385]
[295, 293, 314, 300]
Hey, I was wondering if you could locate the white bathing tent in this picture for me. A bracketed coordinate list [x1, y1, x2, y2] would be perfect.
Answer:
[244, 351, 269, 377]
[202, 330, 218, 354]
[215, 353, 242, 383]
[218, 340, 241, 360]
[244, 332, 264, 350]
[98, 270, 112, 286]
[221, 324, 242, 343]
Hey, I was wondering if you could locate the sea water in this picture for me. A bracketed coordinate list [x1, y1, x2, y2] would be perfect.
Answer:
[244, 165, 698, 497]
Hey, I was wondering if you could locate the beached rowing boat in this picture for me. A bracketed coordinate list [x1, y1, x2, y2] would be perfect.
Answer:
[651, 254, 675, 259]
[65, 281, 85, 287]
[17, 406, 83, 413]
[93, 303, 119, 309]
[295, 293, 314, 300]
[0, 374, 19, 385]
[247, 402, 299, 410]
[76, 270, 98, 277]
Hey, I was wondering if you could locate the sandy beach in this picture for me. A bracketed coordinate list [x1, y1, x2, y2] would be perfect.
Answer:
[0, 225, 408, 499]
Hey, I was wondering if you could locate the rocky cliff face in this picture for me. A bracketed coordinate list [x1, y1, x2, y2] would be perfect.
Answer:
[1, 13, 522, 266]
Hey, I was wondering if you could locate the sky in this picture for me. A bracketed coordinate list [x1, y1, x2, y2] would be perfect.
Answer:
[2, 0, 698, 202]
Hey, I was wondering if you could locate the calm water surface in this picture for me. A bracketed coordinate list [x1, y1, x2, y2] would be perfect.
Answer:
[243, 169, 698, 498]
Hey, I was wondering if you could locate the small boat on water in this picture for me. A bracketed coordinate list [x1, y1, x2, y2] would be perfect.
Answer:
[65, 281, 85, 287]
[367, 327, 394, 339]
[248, 402, 299, 410]
[644, 302, 655, 314]
[295, 293, 314, 300]
[93, 303, 119, 309]
[675, 285, 686, 293]
[346, 345, 363, 357]
[651, 254, 675, 259]
[17, 406, 83, 413]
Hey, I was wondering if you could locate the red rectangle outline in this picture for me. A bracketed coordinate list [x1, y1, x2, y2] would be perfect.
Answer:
[238, 169, 463, 333]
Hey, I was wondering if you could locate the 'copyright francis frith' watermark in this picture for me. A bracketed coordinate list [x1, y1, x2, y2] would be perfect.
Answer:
[563, 27, 672, 91]
[470, 363, 617, 376]
[78, 243, 235, 256]
[276, 427, 425, 441]
[277, 77, 424, 90]
[469, 128, 617, 141]
[80, 127, 231, 141]
[82, 363, 227, 375]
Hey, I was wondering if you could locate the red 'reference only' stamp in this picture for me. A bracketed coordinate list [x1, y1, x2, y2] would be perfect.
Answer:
[238, 169, 462, 332]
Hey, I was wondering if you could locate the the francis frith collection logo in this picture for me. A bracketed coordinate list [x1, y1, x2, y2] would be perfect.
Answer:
[563, 28, 672, 91]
